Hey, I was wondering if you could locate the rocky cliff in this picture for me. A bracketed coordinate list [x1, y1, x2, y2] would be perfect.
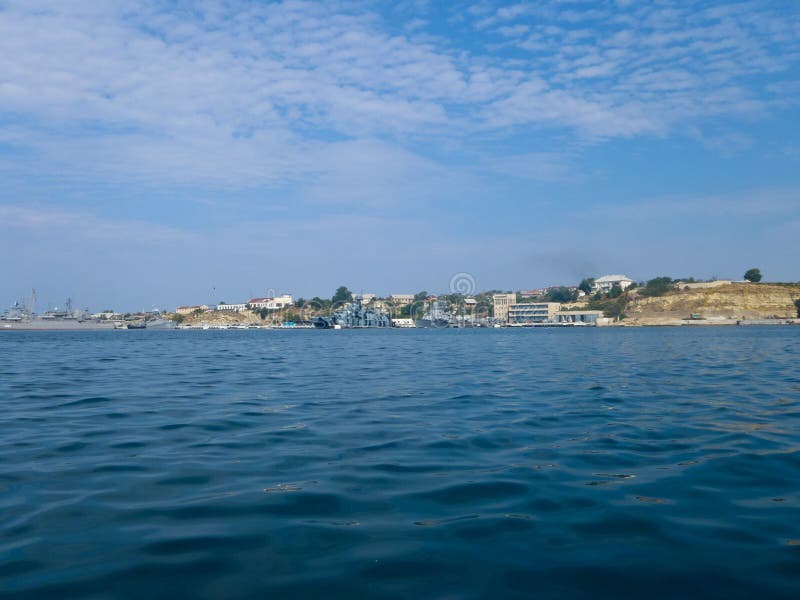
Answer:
[626, 282, 800, 324]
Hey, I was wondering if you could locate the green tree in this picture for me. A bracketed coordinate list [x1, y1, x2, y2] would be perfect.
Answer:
[545, 286, 578, 303]
[641, 277, 673, 297]
[744, 268, 762, 283]
[608, 283, 623, 298]
[578, 278, 595, 294]
[588, 296, 628, 319]
[794, 299, 800, 317]
[332, 286, 353, 305]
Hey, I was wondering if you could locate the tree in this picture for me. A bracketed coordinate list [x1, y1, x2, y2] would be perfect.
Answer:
[641, 277, 673, 297]
[332, 286, 353, 305]
[744, 268, 762, 283]
[578, 278, 595, 294]
[545, 286, 578, 303]
[795, 299, 800, 318]
[608, 283, 623, 298]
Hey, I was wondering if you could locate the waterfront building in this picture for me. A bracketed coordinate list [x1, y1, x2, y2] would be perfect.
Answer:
[391, 294, 415, 305]
[592, 275, 634, 294]
[176, 305, 209, 315]
[555, 310, 603, 324]
[492, 293, 517, 322]
[360, 293, 376, 304]
[508, 302, 561, 324]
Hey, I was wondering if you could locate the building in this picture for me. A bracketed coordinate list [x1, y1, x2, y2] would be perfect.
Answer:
[217, 303, 247, 312]
[555, 310, 603, 325]
[492, 293, 516, 322]
[508, 302, 561, 324]
[592, 275, 634, 294]
[519, 289, 545, 298]
[359, 293, 376, 304]
[176, 305, 209, 315]
[248, 295, 294, 310]
[391, 294, 415, 305]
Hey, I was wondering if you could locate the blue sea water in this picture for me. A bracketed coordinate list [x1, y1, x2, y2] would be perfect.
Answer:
[1, 327, 799, 599]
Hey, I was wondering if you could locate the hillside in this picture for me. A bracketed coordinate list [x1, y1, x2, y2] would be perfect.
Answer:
[626, 282, 800, 325]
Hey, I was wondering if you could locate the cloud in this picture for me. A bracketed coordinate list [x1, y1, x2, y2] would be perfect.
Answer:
[0, 0, 796, 190]
[0, 205, 193, 243]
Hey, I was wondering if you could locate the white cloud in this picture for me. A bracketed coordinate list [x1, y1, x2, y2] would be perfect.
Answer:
[0, 0, 795, 192]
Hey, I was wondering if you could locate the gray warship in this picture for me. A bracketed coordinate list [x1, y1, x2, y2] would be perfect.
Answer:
[1, 297, 117, 331]
[313, 296, 392, 329]
[414, 298, 454, 328]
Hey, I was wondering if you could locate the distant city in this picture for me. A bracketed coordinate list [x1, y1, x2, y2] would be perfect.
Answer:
[5, 270, 799, 330]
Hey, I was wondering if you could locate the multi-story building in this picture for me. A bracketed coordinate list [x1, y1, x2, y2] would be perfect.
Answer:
[508, 302, 560, 324]
[492, 293, 517, 322]
[390, 294, 415, 305]
[359, 293, 376, 304]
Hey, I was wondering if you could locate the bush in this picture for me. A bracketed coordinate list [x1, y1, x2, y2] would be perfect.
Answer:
[578, 278, 595, 294]
[641, 277, 673, 297]
[545, 286, 578, 303]
[744, 268, 762, 283]
[588, 296, 627, 319]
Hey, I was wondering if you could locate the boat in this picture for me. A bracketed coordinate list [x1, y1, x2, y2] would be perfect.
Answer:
[313, 296, 392, 329]
[414, 298, 454, 328]
[1, 297, 117, 330]
[143, 318, 176, 330]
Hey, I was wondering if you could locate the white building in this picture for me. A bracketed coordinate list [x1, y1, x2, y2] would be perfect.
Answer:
[248, 295, 294, 310]
[592, 275, 634, 294]
[390, 294, 415, 305]
[217, 303, 247, 312]
[359, 293, 376, 304]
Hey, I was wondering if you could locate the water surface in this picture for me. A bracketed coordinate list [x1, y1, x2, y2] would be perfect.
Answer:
[1, 328, 799, 598]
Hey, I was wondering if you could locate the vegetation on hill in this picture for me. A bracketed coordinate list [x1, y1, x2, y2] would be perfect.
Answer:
[641, 276, 674, 297]
[744, 268, 762, 282]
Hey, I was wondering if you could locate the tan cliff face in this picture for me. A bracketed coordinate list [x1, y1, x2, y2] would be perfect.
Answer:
[626, 283, 800, 323]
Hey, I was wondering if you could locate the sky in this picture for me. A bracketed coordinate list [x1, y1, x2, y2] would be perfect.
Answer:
[1, 0, 799, 311]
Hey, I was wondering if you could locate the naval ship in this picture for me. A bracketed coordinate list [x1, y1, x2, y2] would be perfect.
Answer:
[1, 298, 117, 331]
[414, 298, 454, 328]
[313, 296, 392, 329]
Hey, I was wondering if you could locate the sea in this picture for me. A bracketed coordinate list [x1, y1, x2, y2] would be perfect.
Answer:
[1, 327, 799, 599]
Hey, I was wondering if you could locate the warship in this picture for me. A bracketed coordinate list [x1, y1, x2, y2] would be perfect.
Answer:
[414, 298, 454, 328]
[1, 297, 117, 331]
[313, 296, 392, 329]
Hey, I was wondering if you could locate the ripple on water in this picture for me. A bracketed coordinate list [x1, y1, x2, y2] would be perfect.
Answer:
[2, 327, 800, 598]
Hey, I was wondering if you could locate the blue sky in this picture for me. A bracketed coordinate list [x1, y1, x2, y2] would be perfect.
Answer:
[1, 0, 799, 311]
